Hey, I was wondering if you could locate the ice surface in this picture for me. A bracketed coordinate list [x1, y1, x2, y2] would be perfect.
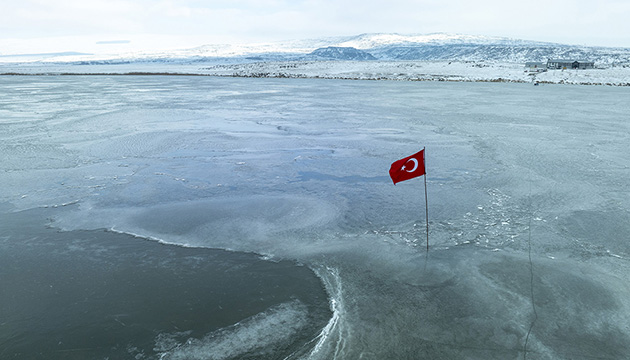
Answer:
[158, 300, 310, 360]
[2, 75, 630, 359]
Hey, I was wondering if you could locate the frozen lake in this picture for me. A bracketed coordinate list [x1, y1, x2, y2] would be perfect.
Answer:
[1, 75, 630, 359]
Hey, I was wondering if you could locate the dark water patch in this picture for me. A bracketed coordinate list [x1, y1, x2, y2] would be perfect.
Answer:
[0, 208, 331, 359]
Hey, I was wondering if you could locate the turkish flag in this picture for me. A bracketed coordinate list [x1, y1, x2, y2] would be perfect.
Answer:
[389, 149, 426, 185]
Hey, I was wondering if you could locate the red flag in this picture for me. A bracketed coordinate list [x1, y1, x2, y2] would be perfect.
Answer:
[389, 149, 425, 185]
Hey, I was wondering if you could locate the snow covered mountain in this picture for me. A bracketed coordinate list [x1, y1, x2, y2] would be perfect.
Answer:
[5, 33, 630, 66]
[178, 33, 630, 65]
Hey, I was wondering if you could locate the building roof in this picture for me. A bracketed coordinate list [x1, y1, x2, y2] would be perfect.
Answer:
[547, 59, 594, 63]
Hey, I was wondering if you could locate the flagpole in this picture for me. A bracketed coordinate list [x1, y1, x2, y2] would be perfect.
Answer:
[423, 147, 429, 252]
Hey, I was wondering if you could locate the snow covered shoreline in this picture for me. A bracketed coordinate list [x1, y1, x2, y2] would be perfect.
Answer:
[2, 60, 630, 86]
[200, 60, 630, 86]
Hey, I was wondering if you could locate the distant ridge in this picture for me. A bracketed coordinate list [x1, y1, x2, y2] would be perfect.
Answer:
[4, 33, 630, 65]
[185, 33, 630, 65]
[309, 47, 376, 61]
[328, 32, 560, 48]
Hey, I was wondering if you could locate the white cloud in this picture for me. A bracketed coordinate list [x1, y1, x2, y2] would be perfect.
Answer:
[150, 0, 193, 17]
[1, 0, 143, 37]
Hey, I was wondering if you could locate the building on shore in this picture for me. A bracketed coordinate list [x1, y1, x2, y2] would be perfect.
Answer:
[546, 59, 595, 70]
[525, 62, 547, 72]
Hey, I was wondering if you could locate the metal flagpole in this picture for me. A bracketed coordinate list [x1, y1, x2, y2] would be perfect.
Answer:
[423, 147, 429, 251]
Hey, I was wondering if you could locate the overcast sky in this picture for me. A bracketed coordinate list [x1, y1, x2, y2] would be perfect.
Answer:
[2, 0, 630, 54]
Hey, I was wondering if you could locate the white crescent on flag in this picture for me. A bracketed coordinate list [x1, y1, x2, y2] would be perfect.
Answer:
[404, 158, 418, 173]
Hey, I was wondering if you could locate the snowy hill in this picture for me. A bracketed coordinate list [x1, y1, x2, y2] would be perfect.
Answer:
[309, 46, 376, 61]
[4, 32, 630, 66]
[330, 33, 556, 49]
[186, 33, 630, 65]
[301, 33, 630, 65]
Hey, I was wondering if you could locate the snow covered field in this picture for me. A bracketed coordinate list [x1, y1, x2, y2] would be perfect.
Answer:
[201, 60, 630, 86]
[3, 60, 630, 86]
